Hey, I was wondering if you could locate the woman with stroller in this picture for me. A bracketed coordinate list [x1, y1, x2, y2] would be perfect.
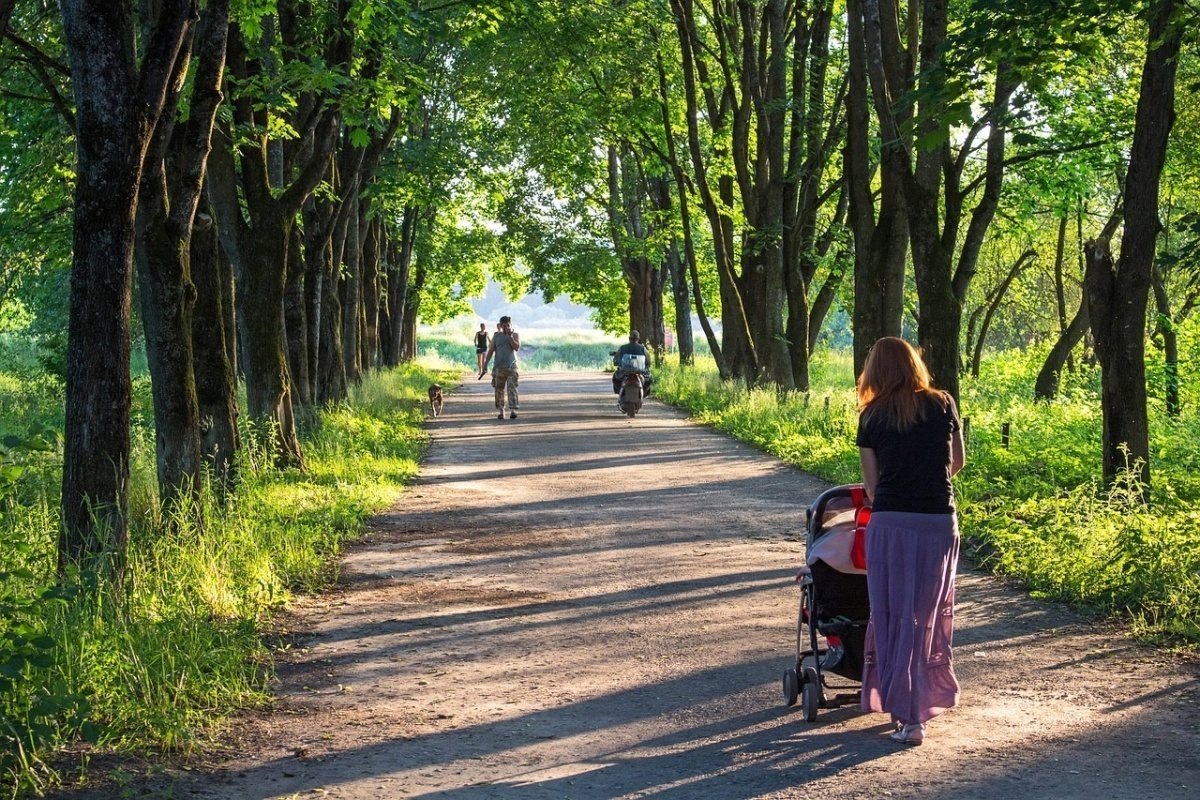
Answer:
[856, 337, 965, 746]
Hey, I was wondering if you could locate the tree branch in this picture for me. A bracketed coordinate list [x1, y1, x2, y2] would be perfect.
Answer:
[4, 30, 71, 76]
[961, 138, 1114, 198]
[0, 0, 16, 42]
[136, 0, 198, 128]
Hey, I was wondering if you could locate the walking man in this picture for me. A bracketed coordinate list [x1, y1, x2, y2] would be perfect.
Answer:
[482, 315, 520, 419]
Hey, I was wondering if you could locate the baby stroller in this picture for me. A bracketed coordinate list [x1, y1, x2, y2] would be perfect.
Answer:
[782, 484, 871, 722]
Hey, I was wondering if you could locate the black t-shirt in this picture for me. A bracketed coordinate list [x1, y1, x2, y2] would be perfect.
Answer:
[855, 392, 960, 514]
[474, 331, 489, 350]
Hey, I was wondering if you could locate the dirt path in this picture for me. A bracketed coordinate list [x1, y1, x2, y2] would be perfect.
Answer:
[176, 371, 1197, 799]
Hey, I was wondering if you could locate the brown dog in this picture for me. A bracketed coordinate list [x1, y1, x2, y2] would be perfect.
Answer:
[427, 384, 444, 417]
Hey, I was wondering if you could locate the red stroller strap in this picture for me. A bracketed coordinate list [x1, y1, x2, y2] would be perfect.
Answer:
[851, 487, 870, 571]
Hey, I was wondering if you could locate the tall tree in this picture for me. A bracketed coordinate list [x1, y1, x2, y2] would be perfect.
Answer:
[862, 0, 1018, 400]
[206, 2, 350, 465]
[58, 0, 196, 575]
[1086, 0, 1183, 491]
[845, 0, 908, 374]
[135, 0, 231, 516]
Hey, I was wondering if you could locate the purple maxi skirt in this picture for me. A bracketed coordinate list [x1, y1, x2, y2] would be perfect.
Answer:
[860, 510, 960, 724]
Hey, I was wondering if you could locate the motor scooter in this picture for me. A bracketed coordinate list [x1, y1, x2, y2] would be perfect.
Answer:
[611, 352, 649, 418]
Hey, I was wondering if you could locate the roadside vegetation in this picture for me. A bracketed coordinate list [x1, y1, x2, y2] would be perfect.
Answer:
[654, 341, 1200, 646]
[0, 351, 453, 795]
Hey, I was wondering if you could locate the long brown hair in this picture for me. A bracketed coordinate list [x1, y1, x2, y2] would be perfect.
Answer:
[857, 337, 947, 431]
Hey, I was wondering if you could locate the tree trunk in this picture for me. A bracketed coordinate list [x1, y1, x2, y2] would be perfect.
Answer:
[400, 296, 419, 362]
[341, 197, 362, 384]
[665, 240, 693, 365]
[316, 198, 349, 403]
[134, 0, 230, 519]
[1085, 0, 1181, 492]
[846, 0, 907, 376]
[738, 0, 793, 389]
[302, 195, 327, 401]
[607, 146, 664, 358]
[284, 225, 311, 405]
[400, 256, 427, 363]
[1151, 267, 1180, 417]
[653, 47, 719, 373]
[384, 206, 416, 368]
[190, 205, 239, 491]
[317, 262, 347, 403]
[136, 220, 203, 517]
[314, 159, 359, 403]
[236, 213, 305, 467]
[970, 248, 1035, 377]
[782, 264, 810, 392]
[647, 172, 691, 365]
[669, 0, 758, 381]
[361, 213, 382, 372]
[58, 0, 194, 576]
[221, 238, 237, 378]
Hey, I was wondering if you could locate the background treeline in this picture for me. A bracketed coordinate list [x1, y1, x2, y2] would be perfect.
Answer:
[1, 0, 520, 576]
[4, 1, 1194, 576]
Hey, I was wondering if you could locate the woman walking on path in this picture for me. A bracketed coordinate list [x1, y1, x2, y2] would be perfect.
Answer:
[475, 323, 490, 375]
[856, 337, 966, 746]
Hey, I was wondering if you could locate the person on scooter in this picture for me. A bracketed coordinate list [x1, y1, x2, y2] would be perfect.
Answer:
[612, 330, 652, 395]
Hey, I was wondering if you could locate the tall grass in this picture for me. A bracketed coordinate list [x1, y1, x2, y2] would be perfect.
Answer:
[653, 350, 1200, 644]
[0, 363, 452, 796]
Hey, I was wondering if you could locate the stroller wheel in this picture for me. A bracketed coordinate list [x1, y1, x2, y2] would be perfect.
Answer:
[782, 668, 799, 707]
[801, 667, 821, 722]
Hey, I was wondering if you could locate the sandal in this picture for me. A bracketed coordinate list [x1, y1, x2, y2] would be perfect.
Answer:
[889, 723, 925, 746]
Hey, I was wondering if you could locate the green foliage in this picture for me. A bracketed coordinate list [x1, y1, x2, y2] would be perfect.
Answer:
[0, 8, 74, 346]
[0, 362, 450, 795]
[654, 349, 1200, 645]
[0, 569, 91, 788]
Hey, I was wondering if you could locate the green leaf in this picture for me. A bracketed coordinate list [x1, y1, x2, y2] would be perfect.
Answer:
[81, 721, 102, 744]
